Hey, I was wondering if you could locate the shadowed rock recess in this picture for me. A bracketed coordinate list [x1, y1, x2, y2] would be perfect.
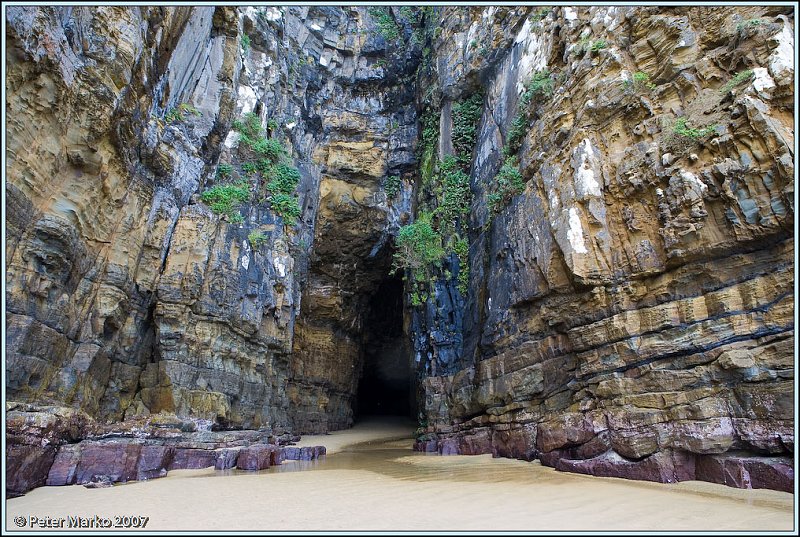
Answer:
[4, 5, 795, 497]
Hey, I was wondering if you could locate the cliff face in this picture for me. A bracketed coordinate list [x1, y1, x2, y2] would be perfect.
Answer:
[4, 5, 795, 494]
[412, 5, 794, 491]
[6, 6, 297, 430]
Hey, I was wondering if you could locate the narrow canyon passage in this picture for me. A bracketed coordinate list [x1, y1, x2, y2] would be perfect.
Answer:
[356, 274, 416, 420]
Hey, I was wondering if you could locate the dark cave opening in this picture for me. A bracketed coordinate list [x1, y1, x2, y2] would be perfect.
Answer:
[355, 273, 416, 419]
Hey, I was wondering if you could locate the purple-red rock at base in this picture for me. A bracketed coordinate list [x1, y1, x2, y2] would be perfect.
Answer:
[438, 437, 460, 455]
[6, 445, 57, 498]
[168, 448, 217, 470]
[413, 439, 438, 453]
[214, 448, 240, 470]
[491, 424, 537, 461]
[136, 445, 175, 480]
[696, 454, 794, 493]
[46, 444, 82, 486]
[546, 449, 697, 484]
[74, 442, 142, 484]
[281, 447, 301, 460]
[458, 428, 494, 455]
[236, 445, 275, 470]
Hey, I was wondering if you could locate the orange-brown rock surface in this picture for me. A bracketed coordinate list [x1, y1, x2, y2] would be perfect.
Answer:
[5, 5, 795, 495]
[410, 6, 794, 492]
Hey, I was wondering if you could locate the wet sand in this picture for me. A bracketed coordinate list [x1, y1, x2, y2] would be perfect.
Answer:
[7, 418, 795, 532]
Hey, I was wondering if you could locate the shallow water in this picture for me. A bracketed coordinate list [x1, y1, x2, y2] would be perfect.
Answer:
[6, 426, 796, 532]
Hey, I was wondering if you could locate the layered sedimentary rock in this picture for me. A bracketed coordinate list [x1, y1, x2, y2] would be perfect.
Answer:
[5, 5, 795, 496]
[5, 5, 300, 429]
[412, 6, 794, 492]
[6, 402, 324, 498]
[280, 7, 419, 433]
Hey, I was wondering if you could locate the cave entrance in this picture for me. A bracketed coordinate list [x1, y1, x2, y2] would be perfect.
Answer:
[355, 273, 416, 419]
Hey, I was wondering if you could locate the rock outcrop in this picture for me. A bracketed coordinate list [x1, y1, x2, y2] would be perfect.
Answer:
[6, 403, 324, 498]
[410, 6, 794, 493]
[5, 5, 795, 496]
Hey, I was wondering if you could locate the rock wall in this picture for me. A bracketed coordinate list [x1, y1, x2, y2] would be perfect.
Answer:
[283, 7, 420, 433]
[6, 5, 421, 432]
[412, 6, 794, 491]
[5, 5, 795, 494]
[6, 6, 314, 431]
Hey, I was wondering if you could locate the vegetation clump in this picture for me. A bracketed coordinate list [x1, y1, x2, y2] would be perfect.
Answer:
[720, 69, 754, 94]
[488, 157, 525, 214]
[393, 212, 445, 273]
[532, 7, 551, 22]
[452, 236, 469, 294]
[268, 193, 302, 224]
[507, 69, 554, 153]
[368, 7, 400, 41]
[435, 156, 472, 231]
[573, 37, 608, 56]
[736, 18, 763, 32]
[201, 181, 250, 223]
[248, 230, 268, 248]
[204, 112, 303, 227]
[624, 71, 657, 92]
[165, 103, 201, 123]
[384, 175, 402, 199]
[241, 34, 251, 54]
[671, 117, 716, 139]
[217, 163, 233, 179]
[451, 93, 483, 169]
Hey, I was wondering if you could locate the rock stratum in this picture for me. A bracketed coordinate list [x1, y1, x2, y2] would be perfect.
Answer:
[4, 6, 795, 496]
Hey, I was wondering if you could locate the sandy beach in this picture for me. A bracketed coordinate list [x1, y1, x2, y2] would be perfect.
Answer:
[6, 418, 795, 532]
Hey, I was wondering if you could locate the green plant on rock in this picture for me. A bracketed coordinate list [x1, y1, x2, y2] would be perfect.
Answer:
[435, 156, 472, 231]
[574, 37, 607, 56]
[201, 181, 251, 221]
[532, 7, 551, 22]
[266, 163, 301, 195]
[520, 70, 555, 108]
[217, 163, 233, 179]
[251, 138, 287, 162]
[420, 108, 439, 154]
[488, 156, 525, 214]
[232, 112, 287, 161]
[268, 192, 301, 225]
[384, 175, 402, 199]
[624, 71, 657, 92]
[671, 117, 716, 139]
[452, 236, 469, 294]
[720, 69, 754, 94]
[506, 113, 529, 154]
[573, 37, 591, 56]
[227, 112, 302, 228]
[368, 7, 400, 41]
[451, 93, 483, 169]
[255, 158, 274, 176]
[242, 162, 257, 176]
[248, 230, 268, 248]
[507, 69, 554, 153]
[232, 112, 263, 142]
[397, 6, 419, 24]
[393, 212, 445, 274]
[165, 102, 200, 123]
[736, 19, 763, 32]
[241, 34, 251, 54]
